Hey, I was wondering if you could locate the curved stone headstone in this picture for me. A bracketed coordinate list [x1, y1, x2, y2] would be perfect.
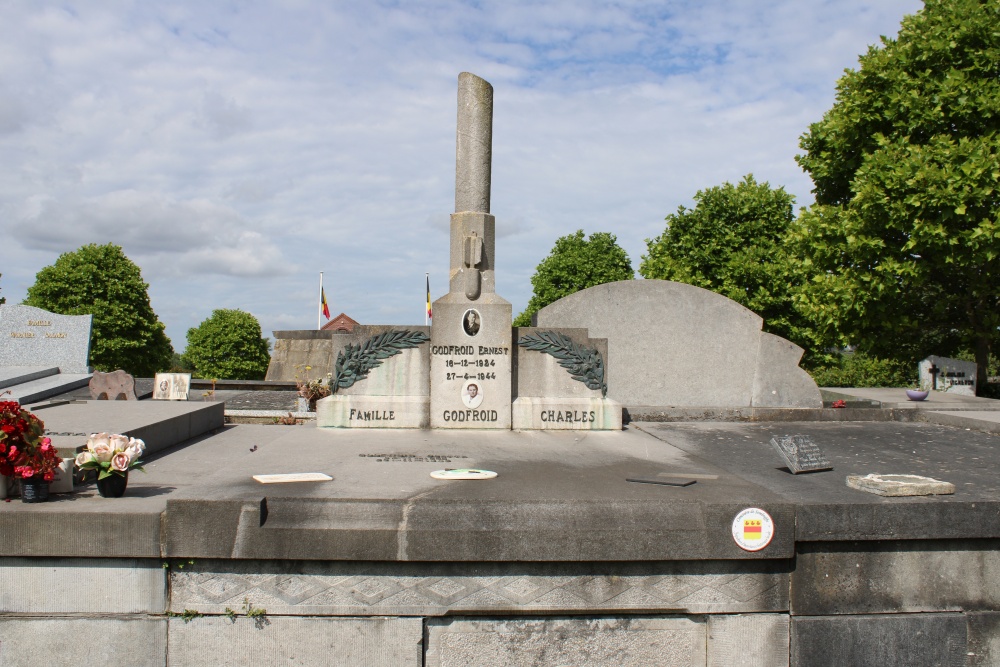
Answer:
[0, 304, 92, 373]
[89, 369, 137, 401]
[534, 280, 821, 409]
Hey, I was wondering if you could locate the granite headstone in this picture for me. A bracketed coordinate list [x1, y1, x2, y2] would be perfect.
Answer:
[0, 304, 92, 373]
[918, 355, 977, 396]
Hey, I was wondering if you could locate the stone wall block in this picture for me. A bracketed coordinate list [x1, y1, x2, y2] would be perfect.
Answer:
[166, 616, 422, 667]
[426, 616, 706, 667]
[0, 618, 166, 667]
[0, 557, 166, 613]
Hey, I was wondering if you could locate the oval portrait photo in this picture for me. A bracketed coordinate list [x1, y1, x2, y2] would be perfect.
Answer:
[462, 380, 484, 408]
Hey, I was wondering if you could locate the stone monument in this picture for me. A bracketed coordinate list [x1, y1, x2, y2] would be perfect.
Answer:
[918, 355, 977, 396]
[429, 73, 512, 429]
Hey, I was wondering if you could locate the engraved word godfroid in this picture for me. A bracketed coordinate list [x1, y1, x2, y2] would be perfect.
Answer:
[442, 409, 499, 422]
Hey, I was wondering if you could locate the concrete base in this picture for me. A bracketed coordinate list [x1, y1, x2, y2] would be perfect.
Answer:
[316, 394, 429, 428]
[512, 396, 622, 430]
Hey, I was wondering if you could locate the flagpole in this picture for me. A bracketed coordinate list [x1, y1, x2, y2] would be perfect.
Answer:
[425, 273, 429, 326]
[318, 272, 323, 331]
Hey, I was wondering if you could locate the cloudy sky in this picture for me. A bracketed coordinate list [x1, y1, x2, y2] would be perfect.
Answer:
[1, 0, 923, 352]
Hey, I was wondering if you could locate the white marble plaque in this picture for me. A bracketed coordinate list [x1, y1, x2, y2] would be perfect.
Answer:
[252, 473, 332, 484]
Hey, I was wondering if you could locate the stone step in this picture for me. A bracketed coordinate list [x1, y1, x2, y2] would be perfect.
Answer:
[0, 366, 60, 390]
[8, 373, 92, 404]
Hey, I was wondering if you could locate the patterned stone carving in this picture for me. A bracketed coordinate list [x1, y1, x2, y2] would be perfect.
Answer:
[169, 560, 788, 616]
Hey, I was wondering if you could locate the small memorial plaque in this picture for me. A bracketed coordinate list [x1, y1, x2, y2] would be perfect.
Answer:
[153, 373, 191, 401]
[430, 468, 497, 480]
[253, 473, 332, 484]
[769, 435, 832, 474]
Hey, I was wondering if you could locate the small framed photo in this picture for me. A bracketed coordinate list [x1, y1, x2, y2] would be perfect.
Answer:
[153, 373, 191, 401]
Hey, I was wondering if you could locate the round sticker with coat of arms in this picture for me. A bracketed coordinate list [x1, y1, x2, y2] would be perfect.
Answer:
[731, 507, 774, 552]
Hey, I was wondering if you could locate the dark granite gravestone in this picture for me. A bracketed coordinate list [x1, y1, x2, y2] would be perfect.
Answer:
[770, 435, 832, 474]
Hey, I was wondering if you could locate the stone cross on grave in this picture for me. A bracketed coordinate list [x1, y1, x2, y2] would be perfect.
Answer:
[430, 73, 513, 429]
[929, 363, 940, 390]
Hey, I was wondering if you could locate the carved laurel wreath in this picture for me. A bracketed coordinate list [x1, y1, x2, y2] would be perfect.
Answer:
[517, 331, 607, 396]
[331, 330, 430, 393]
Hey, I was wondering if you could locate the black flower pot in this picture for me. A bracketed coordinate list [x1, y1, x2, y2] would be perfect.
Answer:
[20, 479, 50, 503]
[96, 472, 129, 498]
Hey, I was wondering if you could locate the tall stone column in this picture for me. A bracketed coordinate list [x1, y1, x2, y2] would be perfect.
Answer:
[430, 73, 512, 429]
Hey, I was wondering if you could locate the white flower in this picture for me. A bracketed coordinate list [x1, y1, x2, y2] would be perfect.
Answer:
[109, 433, 130, 452]
[125, 438, 145, 460]
[75, 451, 95, 467]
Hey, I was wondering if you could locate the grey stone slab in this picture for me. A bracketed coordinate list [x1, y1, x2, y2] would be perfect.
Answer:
[167, 616, 422, 667]
[792, 539, 1000, 616]
[169, 559, 789, 616]
[0, 557, 165, 613]
[30, 400, 224, 456]
[0, 304, 93, 373]
[790, 613, 966, 667]
[535, 280, 820, 409]
[0, 365, 59, 388]
[708, 614, 789, 667]
[752, 332, 822, 408]
[967, 612, 1000, 667]
[8, 372, 92, 404]
[426, 616, 706, 667]
[0, 618, 166, 666]
[919, 410, 1000, 435]
[0, 509, 162, 557]
[638, 421, 1000, 541]
[846, 473, 954, 496]
[165, 491, 794, 561]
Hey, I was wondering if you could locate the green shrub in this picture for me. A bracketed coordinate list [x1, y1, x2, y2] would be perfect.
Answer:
[808, 352, 914, 388]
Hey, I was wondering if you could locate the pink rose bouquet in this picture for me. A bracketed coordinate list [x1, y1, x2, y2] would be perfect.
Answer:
[0, 400, 63, 481]
[75, 432, 146, 480]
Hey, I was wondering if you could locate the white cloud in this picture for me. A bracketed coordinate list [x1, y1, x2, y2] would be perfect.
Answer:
[0, 0, 925, 351]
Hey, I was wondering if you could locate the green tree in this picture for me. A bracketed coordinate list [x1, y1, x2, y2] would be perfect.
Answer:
[184, 309, 271, 380]
[24, 243, 173, 376]
[514, 230, 633, 326]
[640, 175, 813, 349]
[793, 0, 1000, 390]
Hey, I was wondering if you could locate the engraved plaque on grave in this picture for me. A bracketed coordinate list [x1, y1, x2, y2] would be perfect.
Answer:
[769, 435, 832, 474]
[430, 73, 512, 429]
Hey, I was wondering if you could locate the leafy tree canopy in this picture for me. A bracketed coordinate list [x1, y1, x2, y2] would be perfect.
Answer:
[514, 230, 633, 326]
[184, 309, 271, 380]
[792, 0, 1000, 388]
[640, 175, 812, 349]
[24, 243, 173, 376]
